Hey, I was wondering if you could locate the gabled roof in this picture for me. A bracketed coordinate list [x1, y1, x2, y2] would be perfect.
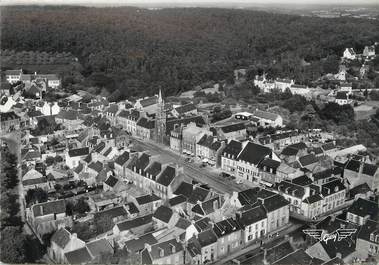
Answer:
[349, 183, 371, 198]
[145, 162, 162, 181]
[254, 110, 280, 121]
[175, 217, 192, 229]
[116, 214, 153, 232]
[213, 217, 241, 238]
[303, 194, 323, 204]
[104, 175, 119, 188]
[156, 166, 176, 187]
[188, 186, 210, 204]
[357, 219, 379, 243]
[174, 182, 193, 199]
[169, 195, 187, 206]
[88, 161, 103, 173]
[68, 147, 89, 158]
[137, 117, 155, 130]
[347, 198, 378, 219]
[114, 151, 130, 166]
[147, 238, 183, 260]
[336, 92, 348, 100]
[51, 228, 71, 248]
[322, 142, 336, 151]
[197, 229, 218, 247]
[238, 142, 272, 165]
[174, 103, 196, 114]
[94, 205, 128, 222]
[138, 96, 158, 107]
[153, 206, 173, 223]
[65, 247, 92, 264]
[298, 154, 318, 167]
[321, 179, 346, 197]
[125, 232, 157, 254]
[220, 122, 246, 134]
[263, 194, 289, 212]
[222, 140, 243, 158]
[125, 202, 139, 215]
[238, 205, 267, 227]
[86, 238, 113, 258]
[32, 199, 66, 217]
[136, 194, 161, 205]
[275, 181, 305, 199]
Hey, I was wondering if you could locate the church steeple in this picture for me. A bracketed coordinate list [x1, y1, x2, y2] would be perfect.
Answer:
[158, 89, 163, 103]
[155, 89, 166, 144]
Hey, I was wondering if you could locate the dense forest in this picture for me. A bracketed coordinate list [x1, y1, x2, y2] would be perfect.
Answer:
[1, 5, 379, 98]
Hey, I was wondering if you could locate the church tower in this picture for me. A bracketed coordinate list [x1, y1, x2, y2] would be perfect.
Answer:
[155, 89, 166, 144]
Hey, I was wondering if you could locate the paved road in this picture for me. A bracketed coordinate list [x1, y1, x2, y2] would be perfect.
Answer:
[131, 138, 248, 194]
[1, 131, 25, 223]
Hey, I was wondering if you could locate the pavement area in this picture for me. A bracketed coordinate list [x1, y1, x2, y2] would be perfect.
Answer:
[131, 137, 251, 193]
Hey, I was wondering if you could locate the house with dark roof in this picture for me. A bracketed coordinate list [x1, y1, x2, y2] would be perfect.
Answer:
[348, 183, 372, 200]
[136, 117, 155, 140]
[28, 199, 72, 238]
[172, 103, 197, 117]
[116, 109, 140, 135]
[214, 122, 247, 141]
[196, 134, 225, 167]
[113, 214, 153, 237]
[154, 165, 187, 199]
[236, 205, 268, 243]
[193, 229, 219, 263]
[134, 95, 158, 113]
[221, 140, 243, 175]
[65, 147, 89, 169]
[114, 150, 134, 178]
[152, 205, 179, 230]
[190, 195, 224, 219]
[306, 217, 359, 263]
[297, 154, 319, 170]
[212, 217, 242, 257]
[48, 228, 85, 264]
[132, 193, 162, 216]
[347, 198, 378, 225]
[141, 238, 184, 265]
[356, 219, 379, 260]
[236, 141, 279, 184]
[174, 181, 194, 199]
[344, 159, 379, 191]
[280, 142, 308, 163]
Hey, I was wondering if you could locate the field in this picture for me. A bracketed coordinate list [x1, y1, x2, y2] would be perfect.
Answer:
[354, 101, 379, 120]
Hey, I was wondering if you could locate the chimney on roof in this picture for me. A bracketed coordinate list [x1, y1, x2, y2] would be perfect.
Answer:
[169, 243, 176, 254]
[71, 233, 77, 239]
[336, 252, 342, 259]
[144, 243, 151, 252]
[263, 248, 268, 265]
[235, 211, 242, 220]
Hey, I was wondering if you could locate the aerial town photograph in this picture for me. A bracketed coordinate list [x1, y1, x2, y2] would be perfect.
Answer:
[0, 0, 378, 264]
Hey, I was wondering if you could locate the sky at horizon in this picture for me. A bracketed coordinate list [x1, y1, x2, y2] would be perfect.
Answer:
[1, 0, 378, 6]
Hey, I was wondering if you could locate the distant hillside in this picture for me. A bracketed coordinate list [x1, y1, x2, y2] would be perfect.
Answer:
[1, 6, 379, 99]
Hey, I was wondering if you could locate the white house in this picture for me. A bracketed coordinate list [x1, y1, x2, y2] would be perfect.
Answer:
[275, 78, 294, 92]
[0, 95, 17, 113]
[4, 69, 22, 84]
[343, 48, 356, 60]
[363, 45, 375, 58]
[335, 92, 352, 106]
[252, 110, 283, 128]
[65, 147, 90, 169]
[235, 141, 280, 183]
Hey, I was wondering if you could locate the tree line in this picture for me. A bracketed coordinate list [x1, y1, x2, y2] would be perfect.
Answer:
[1, 6, 379, 100]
